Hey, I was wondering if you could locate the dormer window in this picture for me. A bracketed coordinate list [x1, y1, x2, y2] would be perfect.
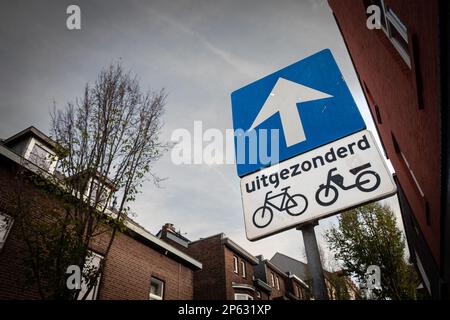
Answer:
[89, 179, 110, 205]
[3, 127, 62, 175]
[28, 142, 54, 172]
[65, 170, 115, 210]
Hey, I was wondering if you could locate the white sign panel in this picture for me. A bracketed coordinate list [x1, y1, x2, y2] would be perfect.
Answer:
[241, 130, 397, 241]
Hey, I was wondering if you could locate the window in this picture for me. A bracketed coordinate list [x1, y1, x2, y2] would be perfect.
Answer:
[78, 251, 103, 300]
[270, 272, 275, 287]
[240, 260, 246, 278]
[234, 293, 253, 300]
[385, 8, 409, 64]
[90, 180, 108, 204]
[150, 277, 164, 300]
[275, 275, 280, 290]
[28, 143, 53, 171]
[374, 105, 382, 124]
[233, 256, 239, 274]
[0, 212, 14, 250]
[297, 285, 304, 299]
[366, 0, 411, 67]
[391, 133, 425, 198]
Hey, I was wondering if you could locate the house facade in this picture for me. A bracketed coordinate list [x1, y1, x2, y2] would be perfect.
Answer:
[327, 0, 449, 298]
[254, 255, 310, 300]
[158, 226, 260, 300]
[270, 252, 360, 300]
[0, 127, 201, 300]
[159, 224, 316, 300]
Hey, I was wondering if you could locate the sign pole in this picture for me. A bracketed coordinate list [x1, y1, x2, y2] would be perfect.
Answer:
[298, 222, 329, 300]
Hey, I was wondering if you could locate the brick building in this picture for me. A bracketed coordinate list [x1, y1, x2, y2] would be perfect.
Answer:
[158, 226, 260, 300]
[254, 255, 310, 300]
[270, 252, 360, 300]
[0, 127, 201, 300]
[158, 223, 358, 300]
[327, 0, 449, 298]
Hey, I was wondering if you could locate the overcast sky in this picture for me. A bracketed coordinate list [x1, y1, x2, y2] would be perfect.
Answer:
[0, 0, 404, 265]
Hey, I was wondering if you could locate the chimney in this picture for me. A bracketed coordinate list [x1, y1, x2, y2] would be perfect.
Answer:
[158, 223, 190, 250]
[163, 223, 176, 232]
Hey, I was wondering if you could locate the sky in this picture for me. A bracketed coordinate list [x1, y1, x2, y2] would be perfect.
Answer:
[0, 0, 405, 266]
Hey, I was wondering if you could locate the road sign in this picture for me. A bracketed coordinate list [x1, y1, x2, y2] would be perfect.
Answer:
[240, 130, 397, 241]
[231, 49, 366, 177]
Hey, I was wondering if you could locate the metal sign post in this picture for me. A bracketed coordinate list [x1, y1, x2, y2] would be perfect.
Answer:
[298, 222, 328, 300]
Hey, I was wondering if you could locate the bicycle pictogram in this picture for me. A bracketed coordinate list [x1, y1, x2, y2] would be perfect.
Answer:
[252, 187, 308, 229]
[315, 162, 381, 206]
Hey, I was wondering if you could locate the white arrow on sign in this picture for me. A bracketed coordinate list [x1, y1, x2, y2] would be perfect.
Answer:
[249, 77, 333, 147]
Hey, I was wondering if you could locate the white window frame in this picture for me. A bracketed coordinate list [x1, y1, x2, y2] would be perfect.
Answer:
[298, 285, 305, 299]
[0, 212, 14, 250]
[78, 251, 103, 300]
[270, 272, 275, 287]
[400, 152, 424, 197]
[233, 256, 239, 274]
[149, 277, 165, 300]
[275, 275, 280, 290]
[234, 293, 253, 300]
[24, 138, 58, 173]
[376, 0, 411, 68]
[240, 260, 246, 278]
[88, 178, 110, 205]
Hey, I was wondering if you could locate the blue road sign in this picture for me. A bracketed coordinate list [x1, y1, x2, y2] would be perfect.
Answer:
[231, 49, 366, 177]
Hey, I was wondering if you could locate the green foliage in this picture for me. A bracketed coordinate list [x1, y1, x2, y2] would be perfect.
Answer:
[326, 273, 352, 300]
[325, 202, 419, 300]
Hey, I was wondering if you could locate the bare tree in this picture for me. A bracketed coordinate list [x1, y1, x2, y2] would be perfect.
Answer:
[14, 62, 168, 299]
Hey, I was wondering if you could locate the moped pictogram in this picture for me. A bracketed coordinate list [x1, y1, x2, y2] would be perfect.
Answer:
[315, 163, 380, 206]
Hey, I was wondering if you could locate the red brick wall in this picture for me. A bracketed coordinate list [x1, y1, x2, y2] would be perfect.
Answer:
[264, 265, 286, 299]
[0, 160, 58, 299]
[178, 235, 258, 300]
[184, 235, 227, 300]
[91, 231, 194, 300]
[328, 0, 441, 265]
[223, 246, 255, 300]
[0, 158, 194, 300]
[258, 290, 270, 300]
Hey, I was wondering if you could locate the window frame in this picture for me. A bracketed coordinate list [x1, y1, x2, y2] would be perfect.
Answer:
[275, 275, 280, 290]
[89, 179, 110, 205]
[240, 260, 246, 278]
[77, 251, 103, 300]
[27, 140, 55, 172]
[0, 212, 14, 250]
[372, 0, 411, 68]
[233, 256, 239, 274]
[270, 272, 275, 287]
[149, 277, 165, 300]
[234, 293, 253, 300]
